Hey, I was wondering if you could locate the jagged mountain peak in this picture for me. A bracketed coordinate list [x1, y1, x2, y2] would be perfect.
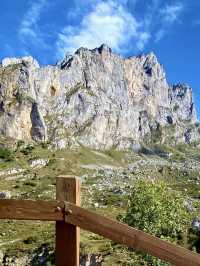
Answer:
[0, 45, 199, 149]
[1, 56, 39, 69]
[75, 44, 112, 55]
[143, 51, 159, 66]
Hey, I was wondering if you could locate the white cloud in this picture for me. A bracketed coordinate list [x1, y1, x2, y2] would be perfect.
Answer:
[19, 0, 47, 46]
[155, 3, 184, 41]
[136, 32, 151, 50]
[17, 0, 185, 60]
[56, 1, 150, 58]
[155, 29, 165, 42]
[160, 3, 183, 23]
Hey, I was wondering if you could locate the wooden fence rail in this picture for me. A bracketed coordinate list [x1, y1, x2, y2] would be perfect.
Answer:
[0, 176, 199, 266]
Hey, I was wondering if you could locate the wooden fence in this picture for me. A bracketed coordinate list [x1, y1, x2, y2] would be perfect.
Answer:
[0, 176, 200, 266]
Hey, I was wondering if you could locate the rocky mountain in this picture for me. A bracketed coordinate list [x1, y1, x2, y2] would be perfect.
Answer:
[0, 44, 199, 149]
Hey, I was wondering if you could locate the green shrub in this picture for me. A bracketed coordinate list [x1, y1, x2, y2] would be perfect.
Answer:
[21, 144, 34, 155]
[123, 179, 190, 239]
[121, 179, 191, 265]
[41, 142, 49, 149]
[23, 181, 37, 187]
[23, 236, 38, 244]
[17, 140, 25, 149]
[0, 147, 14, 161]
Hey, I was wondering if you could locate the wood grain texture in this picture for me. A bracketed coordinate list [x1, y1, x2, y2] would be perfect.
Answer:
[0, 189, 199, 265]
[0, 199, 64, 221]
[65, 202, 200, 266]
[56, 176, 80, 266]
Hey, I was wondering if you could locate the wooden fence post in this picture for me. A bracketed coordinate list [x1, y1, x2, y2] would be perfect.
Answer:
[56, 176, 80, 266]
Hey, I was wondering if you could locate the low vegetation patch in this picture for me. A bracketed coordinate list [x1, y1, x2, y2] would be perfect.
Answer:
[120, 179, 192, 265]
[0, 147, 14, 161]
[0, 143, 200, 265]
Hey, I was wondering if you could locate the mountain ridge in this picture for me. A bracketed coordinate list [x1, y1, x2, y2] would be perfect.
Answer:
[0, 44, 199, 149]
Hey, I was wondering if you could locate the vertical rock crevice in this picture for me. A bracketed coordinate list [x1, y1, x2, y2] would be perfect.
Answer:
[30, 102, 47, 141]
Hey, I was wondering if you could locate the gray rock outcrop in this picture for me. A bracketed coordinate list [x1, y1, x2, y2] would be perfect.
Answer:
[0, 45, 199, 149]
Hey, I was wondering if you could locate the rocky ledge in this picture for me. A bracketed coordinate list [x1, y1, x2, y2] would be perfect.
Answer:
[0, 44, 199, 149]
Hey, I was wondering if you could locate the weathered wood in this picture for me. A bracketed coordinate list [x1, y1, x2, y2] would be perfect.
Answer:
[0, 199, 64, 221]
[0, 187, 199, 266]
[56, 176, 80, 266]
[65, 202, 200, 266]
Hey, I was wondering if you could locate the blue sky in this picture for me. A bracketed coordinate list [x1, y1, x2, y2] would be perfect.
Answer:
[0, 0, 200, 115]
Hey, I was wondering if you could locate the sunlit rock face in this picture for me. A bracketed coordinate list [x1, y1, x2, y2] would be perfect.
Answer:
[0, 45, 198, 149]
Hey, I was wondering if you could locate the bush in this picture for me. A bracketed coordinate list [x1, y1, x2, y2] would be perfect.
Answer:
[121, 179, 191, 265]
[123, 179, 190, 239]
[23, 236, 38, 244]
[0, 148, 14, 161]
[41, 141, 50, 149]
[21, 144, 34, 155]
[23, 181, 37, 187]
[17, 140, 25, 149]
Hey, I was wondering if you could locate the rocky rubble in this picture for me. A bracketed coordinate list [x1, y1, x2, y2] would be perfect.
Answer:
[80, 254, 103, 266]
[0, 247, 103, 266]
[0, 44, 199, 149]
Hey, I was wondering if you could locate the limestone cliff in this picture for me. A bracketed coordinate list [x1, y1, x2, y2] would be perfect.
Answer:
[0, 45, 199, 149]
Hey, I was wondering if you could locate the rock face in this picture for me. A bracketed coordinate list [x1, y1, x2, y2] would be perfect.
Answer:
[80, 254, 103, 266]
[0, 45, 199, 149]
